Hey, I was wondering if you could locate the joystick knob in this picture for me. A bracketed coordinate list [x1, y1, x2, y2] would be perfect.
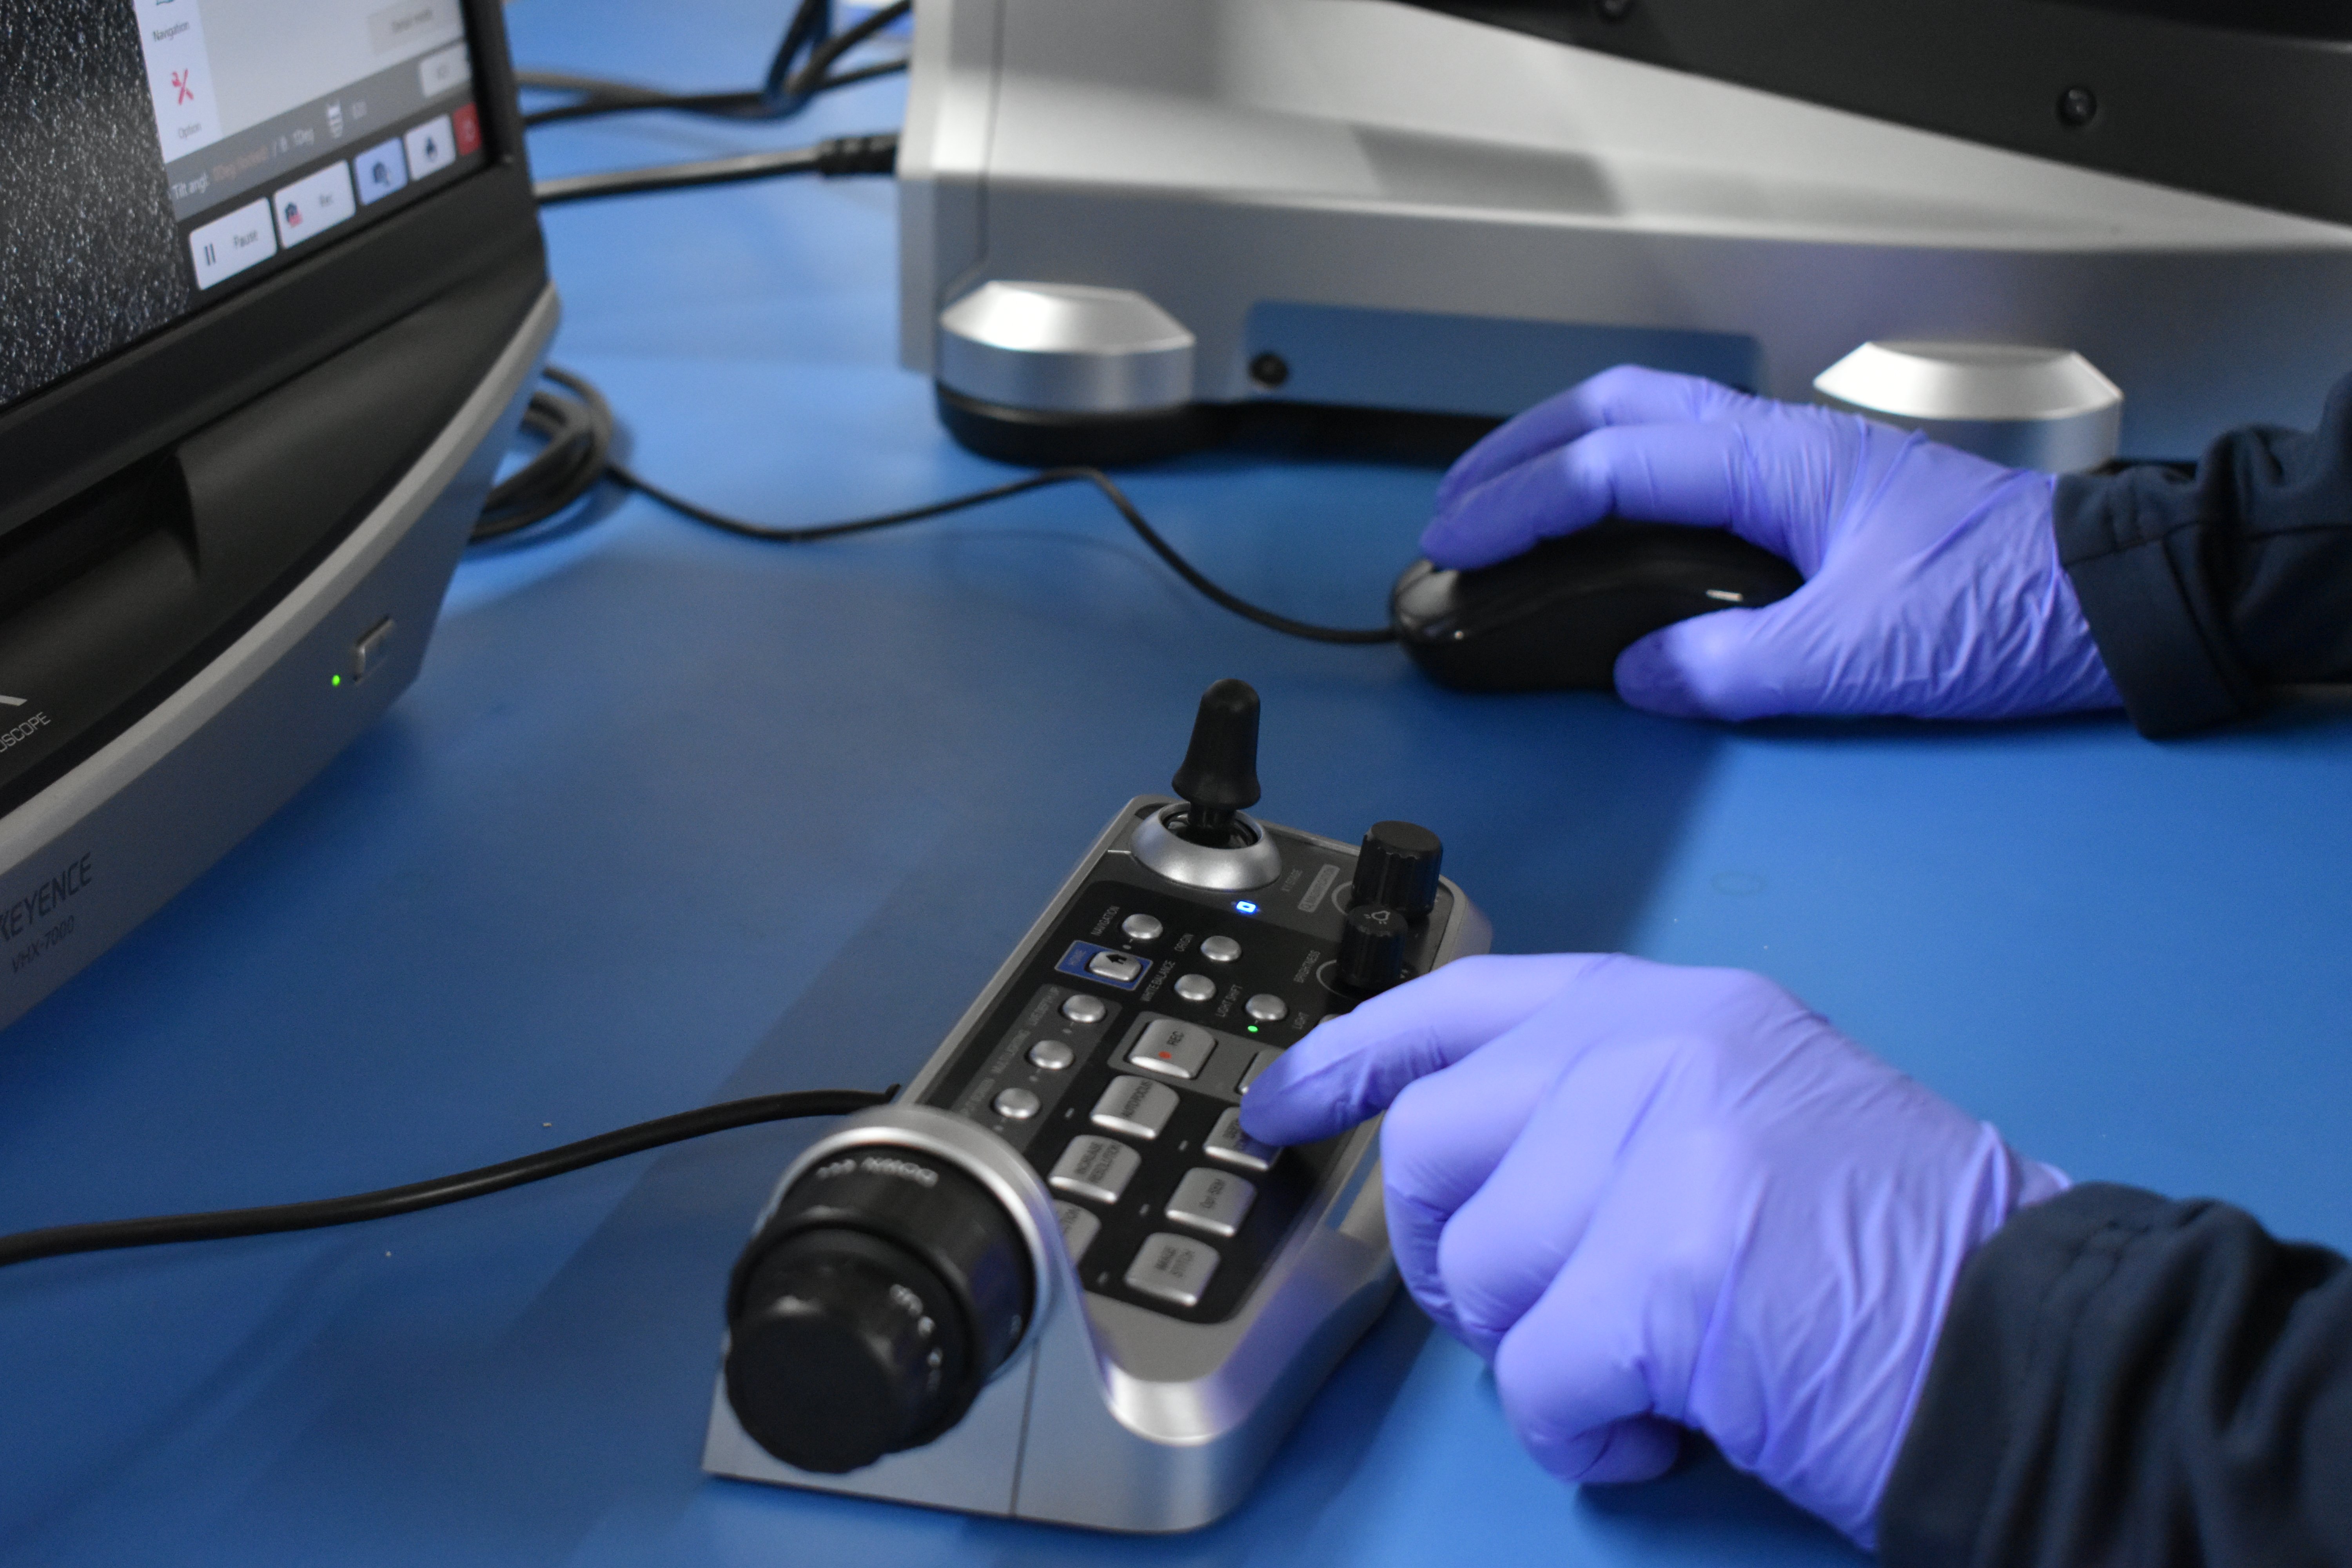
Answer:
[1352, 821, 1443, 922]
[1335, 902, 1410, 996]
[1170, 679, 1261, 849]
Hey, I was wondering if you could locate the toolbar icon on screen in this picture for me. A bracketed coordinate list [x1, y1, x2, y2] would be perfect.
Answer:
[355, 136, 409, 205]
[272, 162, 357, 249]
[405, 114, 456, 180]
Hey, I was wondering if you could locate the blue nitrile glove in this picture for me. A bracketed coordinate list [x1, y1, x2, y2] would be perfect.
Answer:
[1240, 954, 2068, 1545]
[1423, 366, 2122, 722]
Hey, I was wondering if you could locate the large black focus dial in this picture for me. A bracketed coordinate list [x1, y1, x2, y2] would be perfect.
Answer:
[1351, 820, 1443, 922]
[724, 1146, 1033, 1474]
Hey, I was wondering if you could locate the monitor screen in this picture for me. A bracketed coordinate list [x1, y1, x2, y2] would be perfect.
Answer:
[1, 0, 491, 414]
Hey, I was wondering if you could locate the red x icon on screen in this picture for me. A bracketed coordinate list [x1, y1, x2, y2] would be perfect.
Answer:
[171, 69, 194, 105]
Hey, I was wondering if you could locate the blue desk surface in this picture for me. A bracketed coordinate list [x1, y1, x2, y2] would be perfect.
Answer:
[8, 4, 2352, 1562]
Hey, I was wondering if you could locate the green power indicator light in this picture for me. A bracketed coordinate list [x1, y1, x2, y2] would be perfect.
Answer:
[330, 675, 343, 687]
[1247, 1025, 1259, 1033]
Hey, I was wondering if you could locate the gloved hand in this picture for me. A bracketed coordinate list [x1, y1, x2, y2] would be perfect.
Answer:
[1423, 366, 2122, 722]
[1240, 953, 2068, 1545]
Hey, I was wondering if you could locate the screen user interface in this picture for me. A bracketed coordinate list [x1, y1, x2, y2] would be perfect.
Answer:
[0, 0, 489, 413]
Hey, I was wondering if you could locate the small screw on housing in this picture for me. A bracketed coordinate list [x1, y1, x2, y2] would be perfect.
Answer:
[1597, 0, 1636, 20]
[1248, 352, 1290, 390]
[2057, 85, 2100, 128]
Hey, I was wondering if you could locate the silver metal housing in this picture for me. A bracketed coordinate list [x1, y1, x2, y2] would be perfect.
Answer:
[1813, 341, 2125, 472]
[0, 285, 560, 1031]
[1129, 804, 1283, 891]
[705, 797, 1494, 1530]
[897, 0, 2352, 459]
[937, 281, 1197, 413]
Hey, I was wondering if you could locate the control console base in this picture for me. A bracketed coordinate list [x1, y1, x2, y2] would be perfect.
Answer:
[706, 779, 1488, 1529]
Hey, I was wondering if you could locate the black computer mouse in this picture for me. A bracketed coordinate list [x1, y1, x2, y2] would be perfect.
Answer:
[1390, 523, 1804, 692]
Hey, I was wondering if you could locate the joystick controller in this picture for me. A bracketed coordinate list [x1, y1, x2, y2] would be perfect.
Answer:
[1131, 679, 1283, 890]
[707, 678, 1491, 1531]
[1168, 679, 1261, 849]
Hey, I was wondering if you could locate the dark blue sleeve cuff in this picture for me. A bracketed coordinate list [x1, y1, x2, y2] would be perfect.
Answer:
[2054, 371, 2352, 737]
[2054, 472, 2251, 737]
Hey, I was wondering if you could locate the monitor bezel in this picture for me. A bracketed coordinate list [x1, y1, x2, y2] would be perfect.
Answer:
[0, 0, 546, 542]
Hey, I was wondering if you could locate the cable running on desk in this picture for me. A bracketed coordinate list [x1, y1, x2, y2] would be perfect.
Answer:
[517, 0, 909, 128]
[0, 1087, 893, 1270]
[533, 131, 897, 207]
[478, 369, 1400, 647]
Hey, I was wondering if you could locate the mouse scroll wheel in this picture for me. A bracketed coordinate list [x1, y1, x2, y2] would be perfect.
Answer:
[1393, 568, 1459, 622]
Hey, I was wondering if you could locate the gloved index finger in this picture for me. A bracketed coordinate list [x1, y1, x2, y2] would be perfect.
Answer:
[1423, 416, 1828, 571]
[1239, 953, 1599, 1147]
[1435, 366, 1760, 512]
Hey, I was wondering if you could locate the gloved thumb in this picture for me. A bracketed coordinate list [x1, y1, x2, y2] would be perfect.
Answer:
[1611, 596, 1835, 722]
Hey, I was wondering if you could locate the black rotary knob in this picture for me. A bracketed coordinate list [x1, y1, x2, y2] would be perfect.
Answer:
[1336, 901, 1411, 995]
[1352, 821, 1443, 922]
[724, 1147, 1032, 1474]
[1170, 679, 1262, 848]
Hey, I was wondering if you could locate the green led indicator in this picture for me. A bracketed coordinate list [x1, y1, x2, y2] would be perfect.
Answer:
[330, 674, 343, 687]
[1247, 1024, 1259, 1033]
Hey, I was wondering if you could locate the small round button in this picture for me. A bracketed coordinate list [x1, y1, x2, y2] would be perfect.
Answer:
[1028, 1039, 1076, 1071]
[1199, 935, 1241, 964]
[993, 1087, 1041, 1120]
[1173, 973, 1217, 1004]
[1245, 993, 1288, 1023]
[1120, 913, 1164, 943]
[1061, 994, 1107, 1024]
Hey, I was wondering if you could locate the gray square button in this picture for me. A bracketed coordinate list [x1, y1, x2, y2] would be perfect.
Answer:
[1124, 1231, 1220, 1309]
[1048, 1134, 1141, 1205]
[1203, 1106, 1277, 1173]
[1127, 1016, 1217, 1081]
[1165, 1166, 1257, 1239]
[1054, 1200, 1102, 1265]
[1237, 1046, 1285, 1094]
[1092, 1075, 1180, 1140]
[1087, 950, 1147, 985]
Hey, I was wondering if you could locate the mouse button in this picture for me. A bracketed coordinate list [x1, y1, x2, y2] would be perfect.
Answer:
[1439, 555, 1594, 637]
[1606, 528, 1797, 600]
[1489, 604, 1627, 691]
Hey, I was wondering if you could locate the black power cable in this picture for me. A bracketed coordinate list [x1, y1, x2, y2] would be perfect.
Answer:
[518, 0, 909, 129]
[533, 131, 897, 208]
[474, 367, 615, 539]
[472, 368, 1398, 646]
[0, 1087, 893, 1270]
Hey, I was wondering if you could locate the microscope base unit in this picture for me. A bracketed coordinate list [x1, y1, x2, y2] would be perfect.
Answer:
[897, 0, 2352, 466]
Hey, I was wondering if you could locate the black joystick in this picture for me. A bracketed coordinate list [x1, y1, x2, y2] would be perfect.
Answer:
[1352, 821, 1443, 922]
[724, 1149, 1033, 1474]
[1169, 679, 1262, 849]
[1336, 902, 1410, 995]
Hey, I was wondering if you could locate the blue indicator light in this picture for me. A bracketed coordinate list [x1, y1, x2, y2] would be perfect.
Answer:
[1234, 900, 1259, 915]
